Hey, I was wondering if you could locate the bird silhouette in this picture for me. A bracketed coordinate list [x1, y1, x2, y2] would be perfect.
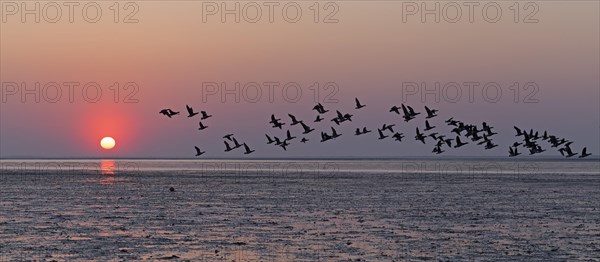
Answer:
[265, 134, 275, 144]
[198, 121, 208, 130]
[454, 136, 468, 148]
[382, 124, 395, 133]
[232, 137, 243, 149]
[390, 106, 401, 115]
[314, 115, 324, 122]
[355, 98, 366, 109]
[224, 141, 233, 152]
[186, 105, 199, 117]
[424, 120, 435, 131]
[362, 127, 372, 134]
[355, 128, 362, 136]
[223, 134, 234, 141]
[288, 114, 303, 125]
[425, 106, 438, 119]
[300, 122, 314, 134]
[433, 145, 444, 154]
[508, 146, 520, 157]
[377, 129, 388, 140]
[159, 109, 179, 118]
[200, 111, 212, 120]
[392, 132, 404, 142]
[285, 130, 296, 141]
[579, 147, 591, 158]
[243, 143, 255, 154]
[312, 103, 329, 114]
[269, 114, 285, 129]
[194, 146, 205, 156]
[301, 138, 309, 143]
[331, 127, 341, 139]
[415, 128, 426, 144]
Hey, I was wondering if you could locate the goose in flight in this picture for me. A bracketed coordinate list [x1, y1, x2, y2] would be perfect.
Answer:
[269, 114, 285, 129]
[382, 124, 395, 133]
[200, 111, 212, 120]
[514, 126, 524, 136]
[579, 147, 591, 158]
[389, 106, 401, 115]
[320, 132, 332, 142]
[198, 121, 208, 130]
[355, 98, 366, 109]
[186, 105, 199, 117]
[301, 137, 309, 143]
[223, 134, 234, 141]
[159, 109, 179, 118]
[424, 120, 435, 131]
[280, 140, 290, 150]
[432, 145, 444, 154]
[314, 115, 324, 122]
[484, 140, 498, 150]
[300, 122, 314, 134]
[446, 117, 459, 126]
[454, 136, 468, 148]
[285, 130, 296, 141]
[424, 106, 438, 119]
[415, 127, 426, 144]
[224, 141, 234, 152]
[560, 145, 577, 157]
[243, 143, 255, 154]
[312, 103, 329, 114]
[508, 146, 520, 157]
[265, 134, 275, 144]
[232, 137, 243, 149]
[194, 146, 205, 156]
[288, 114, 303, 126]
[377, 129, 388, 140]
[362, 127, 372, 134]
[402, 104, 420, 122]
[392, 132, 404, 142]
[331, 127, 341, 139]
[355, 128, 362, 136]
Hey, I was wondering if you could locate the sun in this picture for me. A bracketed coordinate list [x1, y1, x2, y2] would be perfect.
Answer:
[100, 137, 116, 150]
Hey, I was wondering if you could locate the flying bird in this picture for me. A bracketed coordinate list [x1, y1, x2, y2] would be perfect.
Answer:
[579, 147, 591, 158]
[198, 121, 208, 130]
[200, 111, 212, 120]
[194, 146, 205, 156]
[424, 120, 435, 131]
[265, 134, 275, 144]
[223, 134, 234, 140]
[224, 141, 234, 152]
[301, 138, 309, 143]
[269, 114, 285, 129]
[424, 106, 438, 119]
[243, 143, 255, 154]
[355, 98, 366, 109]
[288, 114, 303, 125]
[300, 122, 314, 134]
[509, 146, 520, 157]
[186, 105, 199, 117]
[377, 129, 388, 140]
[285, 130, 296, 141]
[454, 136, 468, 148]
[415, 127, 426, 144]
[159, 109, 179, 118]
[314, 115, 324, 122]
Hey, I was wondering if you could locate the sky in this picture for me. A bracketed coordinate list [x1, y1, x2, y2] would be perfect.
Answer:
[0, 1, 599, 158]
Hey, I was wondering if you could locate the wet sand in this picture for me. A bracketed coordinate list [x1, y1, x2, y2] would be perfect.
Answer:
[1, 161, 599, 261]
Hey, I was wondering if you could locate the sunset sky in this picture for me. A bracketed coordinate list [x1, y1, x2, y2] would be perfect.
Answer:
[1, 1, 598, 158]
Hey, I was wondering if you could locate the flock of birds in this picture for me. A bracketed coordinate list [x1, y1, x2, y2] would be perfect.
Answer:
[159, 99, 593, 159]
